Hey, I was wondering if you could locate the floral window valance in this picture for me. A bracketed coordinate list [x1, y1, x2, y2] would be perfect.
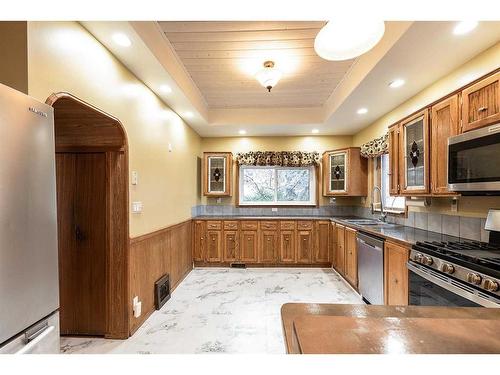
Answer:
[360, 133, 388, 158]
[236, 151, 320, 167]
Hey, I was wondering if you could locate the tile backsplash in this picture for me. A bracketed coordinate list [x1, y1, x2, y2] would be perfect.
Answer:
[192, 205, 489, 242]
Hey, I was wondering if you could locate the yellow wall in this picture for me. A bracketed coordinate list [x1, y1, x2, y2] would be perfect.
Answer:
[27, 22, 201, 237]
[200, 135, 359, 206]
[353, 42, 500, 218]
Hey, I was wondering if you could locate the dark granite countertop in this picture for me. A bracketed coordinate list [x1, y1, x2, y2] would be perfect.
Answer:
[193, 215, 463, 247]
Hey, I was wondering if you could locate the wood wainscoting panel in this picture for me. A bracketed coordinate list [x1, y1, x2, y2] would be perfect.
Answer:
[129, 220, 193, 334]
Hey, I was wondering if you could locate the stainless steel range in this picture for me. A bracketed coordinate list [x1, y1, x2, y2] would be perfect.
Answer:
[407, 209, 500, 308]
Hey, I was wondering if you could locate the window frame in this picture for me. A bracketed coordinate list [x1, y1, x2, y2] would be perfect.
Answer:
[237, 164, 318, 207]
[373, 154, 406, 215]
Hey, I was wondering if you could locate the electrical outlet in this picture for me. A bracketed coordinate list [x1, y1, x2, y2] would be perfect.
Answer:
[168, 143, 172, 152]
[451, 198, 458, 212]
[271, 207, 278, 212]
[216, 197, 222, 204]
[330, 197, 336, 204]
[131, 171, 138, 185]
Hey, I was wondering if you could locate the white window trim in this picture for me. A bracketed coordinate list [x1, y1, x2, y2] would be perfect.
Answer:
[238, 165, 316, 206]
[373, 154, 406, 214]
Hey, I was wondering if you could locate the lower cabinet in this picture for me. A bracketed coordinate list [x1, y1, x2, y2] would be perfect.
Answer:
[314, 221, 330, 263]
[206, 230, 222, 262]
[279, 230, 296, 263]
[335, 224, 345, 274]
[240, 230, 258, 263]
[193, 220, 206, 262]
[259, 230, 279, 263]
[384, 241, 409, 306]
[297, 230, 313, 263]
[223, 230, 239, 262]
[344, 227, 358, 288]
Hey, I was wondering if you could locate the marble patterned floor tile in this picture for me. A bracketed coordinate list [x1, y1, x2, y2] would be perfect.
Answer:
[60, 268, 363, 354]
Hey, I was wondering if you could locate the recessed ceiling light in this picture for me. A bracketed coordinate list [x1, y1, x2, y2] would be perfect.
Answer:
[357, 108, 368, 115]
[389, 79, 405, 89]
[453, 21, 478, 35]
[312, 129, 319, 134]
[160, 84, 172, 93]
[112, 33, 131, 47]
[238, 130, 247, 135]
[182, 111, 194, 119]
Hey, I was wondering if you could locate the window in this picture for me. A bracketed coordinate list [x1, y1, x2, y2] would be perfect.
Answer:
[374, 154, 405, 213]
[239, 165, 316, 206]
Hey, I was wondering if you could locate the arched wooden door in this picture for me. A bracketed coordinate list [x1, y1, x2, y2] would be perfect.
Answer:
[47, 93, 129, 339]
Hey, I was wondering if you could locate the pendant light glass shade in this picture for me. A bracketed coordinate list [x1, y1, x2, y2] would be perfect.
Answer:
[314, 20, 385, 61]
[255, 61, 282, 92]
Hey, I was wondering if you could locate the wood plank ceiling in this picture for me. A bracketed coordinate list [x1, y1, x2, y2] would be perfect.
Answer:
[159, 22, 356, 109]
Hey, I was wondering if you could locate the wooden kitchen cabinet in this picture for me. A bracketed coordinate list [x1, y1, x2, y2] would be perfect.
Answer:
[314, 221, 330, 263]
[330, 222, 337, 267]
[297, 230, 313, 263]
[203, 152, 232, 197]
[193, 220, 206, 262]
[461, 71, 500, 132]
[206, 230, 222, 262]
[240, 230, 258, 263]
[335, 224, 346, 274]
[280, 229, 296, 263]
[322, 148, 367, 196]
[388, 124, 401, 195]
[259, 230, 279, 263]
[344, 227, 358, 288]
[399, 109, 430, 195]
[430, 95, 460, 195]
[223, 230, 239, 262]
[384, 241, 409, 306]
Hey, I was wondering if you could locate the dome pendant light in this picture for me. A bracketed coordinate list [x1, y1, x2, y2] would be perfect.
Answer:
[255, 61, 282, 92]
[314, 20, 385, 61]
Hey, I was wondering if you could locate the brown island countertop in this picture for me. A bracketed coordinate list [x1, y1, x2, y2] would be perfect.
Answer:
[281, 303, 500, 354]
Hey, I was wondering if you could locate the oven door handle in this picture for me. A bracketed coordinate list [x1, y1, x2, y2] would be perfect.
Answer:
[407, 262, 500, 308]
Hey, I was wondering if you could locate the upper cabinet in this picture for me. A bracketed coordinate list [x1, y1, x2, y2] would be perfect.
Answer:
[203, 152, 232, 197]
[322, 147, 367, 196]
[461, 71, 500, 132]
[430, 95, 460, 195]
[399, 109, 430, 195]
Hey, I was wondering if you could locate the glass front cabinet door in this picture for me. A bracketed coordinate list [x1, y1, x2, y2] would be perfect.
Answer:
[323, 150, 348, 195]
[203, 152, 233, 196]
[399, 109, 430, 195]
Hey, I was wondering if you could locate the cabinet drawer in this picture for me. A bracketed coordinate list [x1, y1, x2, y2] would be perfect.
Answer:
[206, 221, 222, 230]
[280, 221, 296, 230]
[241, 221, 258, 230]
[223, 221, 239, 230]
[260, 221, 278, 230]
[297, 220, 313, 230]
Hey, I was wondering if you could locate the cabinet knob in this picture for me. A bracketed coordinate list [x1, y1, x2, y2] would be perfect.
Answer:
[478, 106, 488, 112]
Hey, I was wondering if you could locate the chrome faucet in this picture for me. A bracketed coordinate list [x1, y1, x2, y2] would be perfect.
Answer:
[371, 186, 387, 222]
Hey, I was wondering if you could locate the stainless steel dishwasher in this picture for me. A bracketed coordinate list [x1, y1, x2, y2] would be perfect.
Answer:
[357, 232, 385, 305]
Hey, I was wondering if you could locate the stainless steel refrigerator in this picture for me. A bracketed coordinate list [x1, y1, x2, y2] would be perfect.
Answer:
[0, 83, 60, 354]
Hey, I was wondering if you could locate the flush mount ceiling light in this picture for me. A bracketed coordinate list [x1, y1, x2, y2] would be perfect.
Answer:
[453, 21, 478, 35]
[311, 129, 319, 134]
[357, 108, 368, 115]
[389, 79, 405, 89]
[238, 130, 247, 135]
[160, 84, 172, 93]
[314, 20, 385, 61]
[112, 33, 131, 47]
[255, 61, 282, 92]
[182, 111, 194, 119]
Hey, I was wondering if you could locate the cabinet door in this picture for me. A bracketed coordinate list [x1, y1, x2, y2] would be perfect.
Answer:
[330, 222, 337, 267]
[384, 241, 409, 306]
[314, 221, 330, 263]
[193, 221, 206, 262]
[462, 71, 500, 132]
[400, 109, 430, 195]
[323, 151, 348, 194]
[297, 230, 313, 263]
[260, 230, 278, 263]
[344, 227, 358, 287]
[203, 153, 232, 196]
[280, 230, 296, 263]
[223, 230, 239, 262]
[206, 230, 222, 262]
[388, 125, 400, 195]
[240, 230, 258, 263]
[431, 95, 459, 195]
[335, 225, 345, 274]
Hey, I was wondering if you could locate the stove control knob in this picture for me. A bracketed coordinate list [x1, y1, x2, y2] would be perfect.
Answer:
[467, 273, 482, 285]
[413, 253, 424, 263]
[423, 256, 433, 266]
[441, 263, 455, 274]
[483, 279, 499, 292]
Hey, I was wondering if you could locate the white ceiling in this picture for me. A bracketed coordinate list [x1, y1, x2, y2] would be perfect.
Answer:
[83, 21, 500, 137]
[160, 21, 355, 108]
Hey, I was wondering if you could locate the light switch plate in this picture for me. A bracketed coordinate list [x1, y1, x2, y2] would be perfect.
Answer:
[168, 143, 172, 152]
[131, 171, 138, 185]
[132, 201, 143, 213]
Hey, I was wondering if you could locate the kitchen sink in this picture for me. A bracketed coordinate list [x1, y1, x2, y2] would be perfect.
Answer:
[343, 219, 382, 225]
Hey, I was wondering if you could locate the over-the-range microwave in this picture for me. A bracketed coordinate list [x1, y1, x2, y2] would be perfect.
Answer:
[448, 122, 500, 194]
